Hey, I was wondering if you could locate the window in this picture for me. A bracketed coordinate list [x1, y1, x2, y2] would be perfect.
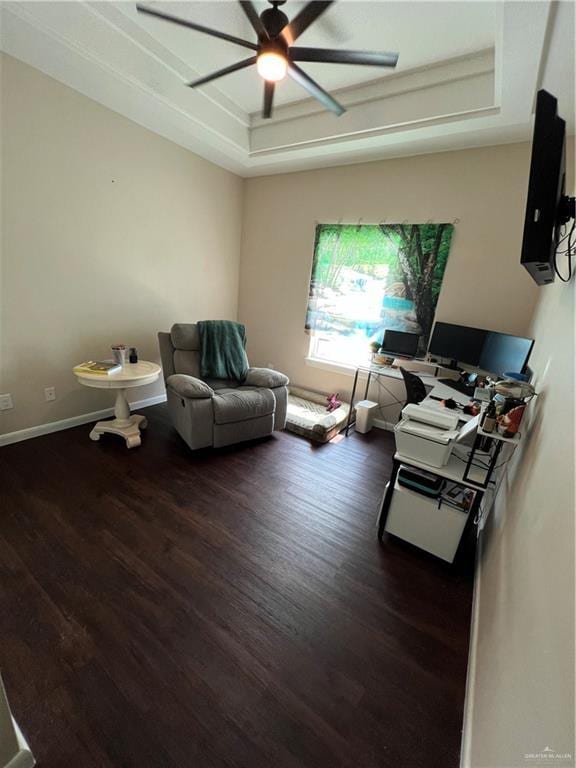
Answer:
[305, 223, 454, 367]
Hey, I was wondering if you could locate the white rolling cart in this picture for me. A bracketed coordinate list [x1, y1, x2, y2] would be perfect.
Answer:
[378, 407, 521, 563]
[377, 451, 487, 563]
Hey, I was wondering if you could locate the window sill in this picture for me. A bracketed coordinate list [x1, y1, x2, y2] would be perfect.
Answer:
[304, 357, 360, 376]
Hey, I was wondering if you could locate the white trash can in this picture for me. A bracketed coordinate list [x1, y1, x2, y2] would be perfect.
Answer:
[355, 400, 379, 433]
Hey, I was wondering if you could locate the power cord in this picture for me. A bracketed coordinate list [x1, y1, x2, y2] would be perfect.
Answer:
[475, 445, 519, 525]
[452, 443, 518, 472]
[555, 221, 574, 248]
[554, 218, 575, 282]
[451, 451, 495, 474]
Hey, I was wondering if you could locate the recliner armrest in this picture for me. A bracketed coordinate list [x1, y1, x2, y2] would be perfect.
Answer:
[244, 367, 289, 388]
[167, 374, 214, 399]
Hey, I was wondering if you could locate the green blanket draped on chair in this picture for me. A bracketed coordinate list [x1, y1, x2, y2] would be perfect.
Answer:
[197, 320, 249, 381]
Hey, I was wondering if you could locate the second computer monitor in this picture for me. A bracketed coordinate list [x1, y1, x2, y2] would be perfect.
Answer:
[479, 333, 534, 376]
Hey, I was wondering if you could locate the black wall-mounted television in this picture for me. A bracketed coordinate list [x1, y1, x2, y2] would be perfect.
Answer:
[521, 89, 575, 285]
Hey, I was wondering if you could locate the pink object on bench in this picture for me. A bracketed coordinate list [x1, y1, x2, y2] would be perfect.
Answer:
[326, 393, 342, 412]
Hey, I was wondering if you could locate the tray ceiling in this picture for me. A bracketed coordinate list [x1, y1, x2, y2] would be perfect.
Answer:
[0, 1, 573, 176]
[126, 1, 499, 113]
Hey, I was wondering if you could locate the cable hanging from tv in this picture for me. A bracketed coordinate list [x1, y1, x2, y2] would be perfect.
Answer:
[554, 212, 575, 283]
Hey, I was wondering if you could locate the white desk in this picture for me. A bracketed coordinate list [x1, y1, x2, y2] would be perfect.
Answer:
[421, 382, 476, 423]
[425, 381, 471, 405]
[372, 364, 523, 562]
[345, 362, 474, 434]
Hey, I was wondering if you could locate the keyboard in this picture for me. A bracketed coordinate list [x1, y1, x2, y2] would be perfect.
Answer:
[438, 378, 476, 396]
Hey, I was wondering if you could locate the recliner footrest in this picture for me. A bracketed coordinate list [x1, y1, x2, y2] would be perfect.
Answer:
[212, 387, 276, 425]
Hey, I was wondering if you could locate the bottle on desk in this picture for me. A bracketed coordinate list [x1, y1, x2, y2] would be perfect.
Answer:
[481, 400, 497, 433]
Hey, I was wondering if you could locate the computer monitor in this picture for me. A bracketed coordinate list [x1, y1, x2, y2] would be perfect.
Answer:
[427, 322, 485, 367]
[381, 330, 419, 358]
[479, 333, 534, 376]
[428, 322, 534, 374]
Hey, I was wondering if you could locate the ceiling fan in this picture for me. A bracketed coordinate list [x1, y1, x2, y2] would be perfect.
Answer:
[136, 1, 399, 119]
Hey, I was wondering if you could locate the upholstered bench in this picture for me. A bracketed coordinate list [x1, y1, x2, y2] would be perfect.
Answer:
[285, 386, 352, 443]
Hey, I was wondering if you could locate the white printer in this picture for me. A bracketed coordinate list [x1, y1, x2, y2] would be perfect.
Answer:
[394, 404, 463, 467]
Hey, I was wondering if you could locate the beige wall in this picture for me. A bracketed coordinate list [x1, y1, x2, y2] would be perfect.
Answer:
[240, 142, 575, 765]
[0, 54, 243, 436]
[464, 148, 575, 767]
[0, 54, 545, 435]
[239, 143, 540, 418]
[1, 44, 574, 768]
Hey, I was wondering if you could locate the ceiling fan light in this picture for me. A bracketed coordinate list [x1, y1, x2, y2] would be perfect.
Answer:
[257, 51, 287, 82]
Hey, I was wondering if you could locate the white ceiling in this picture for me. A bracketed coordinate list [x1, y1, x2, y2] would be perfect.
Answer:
[0, 0, 574, 176]
[127, 1, 499, 112]
[540, 0, 575, 128]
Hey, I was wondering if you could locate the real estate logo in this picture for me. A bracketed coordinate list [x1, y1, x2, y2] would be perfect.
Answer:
[524, 745, 573, 762]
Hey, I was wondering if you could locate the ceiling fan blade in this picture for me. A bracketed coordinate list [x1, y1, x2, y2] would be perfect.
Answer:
[281, 1, 334, 45]
[288, 63, 345, 116]
[136, 4, 258, 51]
[290, 47, 399, 68]
[263, 81, 275, 119]
[187, 57, 257, 88]
[238, 0, 269, 40]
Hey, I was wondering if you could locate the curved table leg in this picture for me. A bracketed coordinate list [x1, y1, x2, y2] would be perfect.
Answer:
[89, 389, 147, 448]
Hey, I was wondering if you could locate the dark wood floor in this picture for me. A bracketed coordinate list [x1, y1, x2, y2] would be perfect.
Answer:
[0, 405, 473, 768]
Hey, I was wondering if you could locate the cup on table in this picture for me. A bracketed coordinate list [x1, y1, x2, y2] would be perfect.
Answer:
[112, 344, 127, 366]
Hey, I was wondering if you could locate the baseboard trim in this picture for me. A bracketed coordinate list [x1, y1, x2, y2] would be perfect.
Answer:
[130, 393, 167, 410]
[0, 394, 167, 448]
[372, 417, 395, 432]
[459, 534, 483, 768]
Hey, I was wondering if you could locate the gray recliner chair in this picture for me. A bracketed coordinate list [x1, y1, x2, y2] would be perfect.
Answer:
[158, 323, 289, 450]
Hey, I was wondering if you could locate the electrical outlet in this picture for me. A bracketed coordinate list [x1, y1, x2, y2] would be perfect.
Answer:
[0, 393, 13, 411]
[44, 387, 56, 402]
